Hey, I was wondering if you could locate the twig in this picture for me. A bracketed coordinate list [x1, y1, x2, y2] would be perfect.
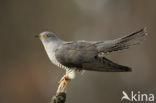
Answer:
[50, 76, 71, 103]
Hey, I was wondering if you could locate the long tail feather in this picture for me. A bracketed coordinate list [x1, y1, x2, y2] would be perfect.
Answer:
[114, 28, 147, 50]
[96, 28, 147, 53]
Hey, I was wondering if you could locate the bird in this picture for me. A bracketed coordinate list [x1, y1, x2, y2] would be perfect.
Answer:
[35, 28, 147, 83]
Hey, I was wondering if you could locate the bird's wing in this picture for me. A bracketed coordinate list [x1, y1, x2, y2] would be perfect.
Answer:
[55, 41, 131, 72]
[55, 41, 97, 69]
[91, 28, 147, 53]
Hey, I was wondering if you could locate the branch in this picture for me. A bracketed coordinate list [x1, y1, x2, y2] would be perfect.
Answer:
[50, 76, 71, 103]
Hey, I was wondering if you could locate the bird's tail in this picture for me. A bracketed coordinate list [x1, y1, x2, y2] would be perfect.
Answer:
[96, 28, 147, 53]
[112, 28, 147, 51]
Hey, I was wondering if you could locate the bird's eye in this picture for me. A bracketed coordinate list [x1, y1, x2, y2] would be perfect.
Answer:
[45, 34, 50, 38]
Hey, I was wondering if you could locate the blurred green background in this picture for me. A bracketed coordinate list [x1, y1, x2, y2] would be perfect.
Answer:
[0, 0, 156, 103]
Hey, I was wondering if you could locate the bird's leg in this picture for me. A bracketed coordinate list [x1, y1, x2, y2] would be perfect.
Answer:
[57, 70, 75, 93]
[58, 75, 69, 84]
[58, 69, 75, 83]
[51, 70, 75, 103]
[57, 75, 71, 94]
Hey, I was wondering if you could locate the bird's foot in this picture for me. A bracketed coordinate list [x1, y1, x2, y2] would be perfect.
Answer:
[58, 75, 69, 84]
[56, 75, 71, 95]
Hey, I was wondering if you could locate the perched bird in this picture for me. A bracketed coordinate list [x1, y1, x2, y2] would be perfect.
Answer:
[35, 28, 147, 82]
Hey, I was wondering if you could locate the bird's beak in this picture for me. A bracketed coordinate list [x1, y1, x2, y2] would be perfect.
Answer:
[34, 34, 39, 38]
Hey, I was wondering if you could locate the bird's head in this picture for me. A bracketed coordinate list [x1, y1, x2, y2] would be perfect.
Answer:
[34, 31, 59, 43]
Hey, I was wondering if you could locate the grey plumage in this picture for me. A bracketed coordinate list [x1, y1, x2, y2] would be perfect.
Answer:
[93, 28, 146, 53]
[55, 41, 131, 72]
[55, 28, 146, 72]
[36, 28, 147, 73]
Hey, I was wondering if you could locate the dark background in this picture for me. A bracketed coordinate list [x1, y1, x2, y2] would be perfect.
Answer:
[0, 0, 156, 103]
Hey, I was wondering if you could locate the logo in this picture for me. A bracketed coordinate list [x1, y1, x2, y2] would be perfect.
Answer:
[121, 91, 155, 102]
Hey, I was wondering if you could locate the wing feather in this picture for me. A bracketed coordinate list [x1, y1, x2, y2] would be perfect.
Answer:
[55, 41, 131, 72]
